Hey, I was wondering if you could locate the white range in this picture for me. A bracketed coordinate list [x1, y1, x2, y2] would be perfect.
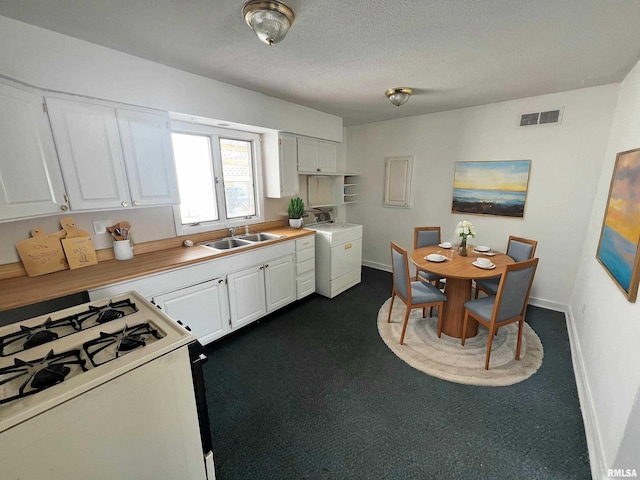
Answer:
[0, 291, 214, 480]
[305, 221, 363, 298]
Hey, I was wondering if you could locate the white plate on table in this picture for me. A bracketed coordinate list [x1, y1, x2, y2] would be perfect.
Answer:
[438, 242, 452, 249]
[474, 245, 491, 252]
[472, 261, 496, 269]
[473, 249, 496, 256]
[425, 253, 447, 263]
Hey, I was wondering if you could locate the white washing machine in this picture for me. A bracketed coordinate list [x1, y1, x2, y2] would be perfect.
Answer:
[305, 216, 363, 298]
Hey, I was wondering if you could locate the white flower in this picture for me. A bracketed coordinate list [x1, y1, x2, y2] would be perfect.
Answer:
[455, 220, 476, 238]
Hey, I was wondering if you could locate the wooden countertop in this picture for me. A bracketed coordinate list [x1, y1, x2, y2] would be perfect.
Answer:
[0, 227, 314, 312]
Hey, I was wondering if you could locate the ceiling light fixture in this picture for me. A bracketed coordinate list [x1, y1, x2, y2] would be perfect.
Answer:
[242, 1, 295, 46]
[385, 87, 414, 107]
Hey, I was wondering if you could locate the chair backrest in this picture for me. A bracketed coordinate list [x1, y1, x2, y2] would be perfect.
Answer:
[414, 227, 441, 249]
[390, 242, 411, 301]
[506, 236, 538, 262]
[493, 258, 539, 322]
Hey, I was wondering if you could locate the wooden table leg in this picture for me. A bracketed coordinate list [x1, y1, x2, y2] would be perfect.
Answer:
[441, 278, 478, 338]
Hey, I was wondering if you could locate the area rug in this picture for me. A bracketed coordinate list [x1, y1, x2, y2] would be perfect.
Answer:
[377, 297, 544, 386]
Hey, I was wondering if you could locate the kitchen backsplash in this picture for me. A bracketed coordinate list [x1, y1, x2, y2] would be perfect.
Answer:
[0, 197, 290, 265]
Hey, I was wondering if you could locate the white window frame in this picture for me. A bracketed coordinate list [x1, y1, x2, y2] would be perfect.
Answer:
[171, 121, 264, 236]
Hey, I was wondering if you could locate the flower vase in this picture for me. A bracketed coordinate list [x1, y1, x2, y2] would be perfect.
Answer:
[458, 237, 468, 256]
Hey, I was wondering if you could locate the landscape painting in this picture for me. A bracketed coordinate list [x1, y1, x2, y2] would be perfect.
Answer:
[451, 160, 531, 217]
[596, 148, 640, 302]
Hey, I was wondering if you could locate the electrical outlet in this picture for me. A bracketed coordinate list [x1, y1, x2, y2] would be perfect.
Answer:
[93, 220, 112, 235]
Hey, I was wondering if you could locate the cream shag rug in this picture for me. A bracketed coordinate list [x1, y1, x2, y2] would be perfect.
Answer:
[377, 297, 544, 386]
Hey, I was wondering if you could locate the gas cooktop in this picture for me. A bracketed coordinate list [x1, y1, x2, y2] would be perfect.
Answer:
[0, 292, 194, 432]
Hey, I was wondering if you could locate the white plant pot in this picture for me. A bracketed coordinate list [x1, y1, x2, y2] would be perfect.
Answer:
[289, 218, 303, 228]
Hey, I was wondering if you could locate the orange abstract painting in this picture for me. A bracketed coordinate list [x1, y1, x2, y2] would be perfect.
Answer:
[597, 148, 640, 302]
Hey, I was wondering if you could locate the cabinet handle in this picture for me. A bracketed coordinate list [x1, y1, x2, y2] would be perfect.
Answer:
[218, 279, 224, 284]
[264, 264, 269, 268]
[60, 205, 68, 211]
[133, 200, 140, 206]
[121, 201, 128, 207]
[345, 243, 352, 250]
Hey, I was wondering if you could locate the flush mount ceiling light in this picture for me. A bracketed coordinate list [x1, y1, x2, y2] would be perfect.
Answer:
[242, 0, 295, 46]
[385, 87, 414, 107]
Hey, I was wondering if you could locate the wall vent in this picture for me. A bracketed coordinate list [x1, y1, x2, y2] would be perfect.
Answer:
[519, 108, 563, 127]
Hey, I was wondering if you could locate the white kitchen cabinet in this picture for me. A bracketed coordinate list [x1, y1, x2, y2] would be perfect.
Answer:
[45, 95, 178, 211]
[264, 255, 296, 310]
[227, 264, 267, 329]
[0, 81, 68, 220]
[297, 137, 337, 173]
[227, 254, 295, 329]
[263, 132, 298, 198]
[295, 235, 315, 299]
[116, 108, 179, 206]
[90, 239, 298, 343]
[152, 277, 230, 345]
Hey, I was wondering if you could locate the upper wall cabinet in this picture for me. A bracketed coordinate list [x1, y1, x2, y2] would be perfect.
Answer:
[45, 96, 179, 211]
[297, 137, 337, 173]
[263, 132, 299, 198]
[116, 108, 179, 207]
[0, 81, 68, 221]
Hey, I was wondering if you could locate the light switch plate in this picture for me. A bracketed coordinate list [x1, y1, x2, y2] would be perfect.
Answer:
[93, 220, 112, 235]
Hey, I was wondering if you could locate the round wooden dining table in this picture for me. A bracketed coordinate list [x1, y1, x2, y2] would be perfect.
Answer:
[410, 245, 514, 339]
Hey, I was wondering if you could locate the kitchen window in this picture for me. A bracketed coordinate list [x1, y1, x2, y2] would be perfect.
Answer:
[171, 122, 263, 235]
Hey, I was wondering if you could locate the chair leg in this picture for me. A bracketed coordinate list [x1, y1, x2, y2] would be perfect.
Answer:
[515, 319, 524, 360]
[436, 302, 443, 338]
[387, 294, 395, 323]
[422, 307, 426, 318]
[399, 307, 411, 345]
[485, 323, 496, 370]
[461, 312, 469, 345]
[474, 285, 480, 299]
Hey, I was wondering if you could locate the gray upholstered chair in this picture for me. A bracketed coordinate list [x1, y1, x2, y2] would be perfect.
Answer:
[414, 226, 443, 287]
[388, 242, 447, 344]
[475, 236, 537, 298]
[462, 257, 539, 370]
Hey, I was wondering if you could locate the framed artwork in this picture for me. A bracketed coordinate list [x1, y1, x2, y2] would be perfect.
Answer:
[596, 148, 640, 302]
[452, 160, 531, 217]
[383, 156, 412, 208]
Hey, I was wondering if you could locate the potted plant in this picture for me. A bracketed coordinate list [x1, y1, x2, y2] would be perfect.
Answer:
[288, 197, 304, 228]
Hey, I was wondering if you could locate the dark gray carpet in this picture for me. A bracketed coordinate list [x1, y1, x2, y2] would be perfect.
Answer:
[202, 267, 591, 480]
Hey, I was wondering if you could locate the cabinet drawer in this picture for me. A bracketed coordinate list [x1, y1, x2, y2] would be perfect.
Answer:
[296, 236, 315, 251]
[296, 258, 314, 276]
[296, 247, 314, 264]
[296, 272, 315, 299]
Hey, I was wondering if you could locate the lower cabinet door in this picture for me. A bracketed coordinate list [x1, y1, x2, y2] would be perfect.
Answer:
[227, 264, 267, 330]
[153, 278, 229, 345]
[264, 255, 295, 312]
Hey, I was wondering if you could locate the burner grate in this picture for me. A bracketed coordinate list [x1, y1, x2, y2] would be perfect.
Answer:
[0, 317, 79, 357]
[0, 349, 87, 404]
[83, 323, 162, 367]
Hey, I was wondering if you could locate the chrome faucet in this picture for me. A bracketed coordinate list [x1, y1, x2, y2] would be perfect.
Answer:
[228, 226, 237, 237]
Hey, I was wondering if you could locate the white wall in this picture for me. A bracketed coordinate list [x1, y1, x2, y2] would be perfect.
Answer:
[345, 85, 619, 309]
[0, 16, 342, 142]
[570, 59, 640, 476]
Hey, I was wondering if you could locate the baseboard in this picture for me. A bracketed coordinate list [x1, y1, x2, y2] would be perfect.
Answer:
[362, 260, 391, 272]
[527, 297, 566, 312]
[565, 305, 607, 480]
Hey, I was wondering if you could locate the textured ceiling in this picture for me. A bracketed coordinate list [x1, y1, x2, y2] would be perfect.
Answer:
[1, 0, 639, 126]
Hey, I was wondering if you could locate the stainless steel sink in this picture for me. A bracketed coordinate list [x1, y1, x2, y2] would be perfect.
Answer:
[200, 238, 253, 250]
[240, 232, 284, 242]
